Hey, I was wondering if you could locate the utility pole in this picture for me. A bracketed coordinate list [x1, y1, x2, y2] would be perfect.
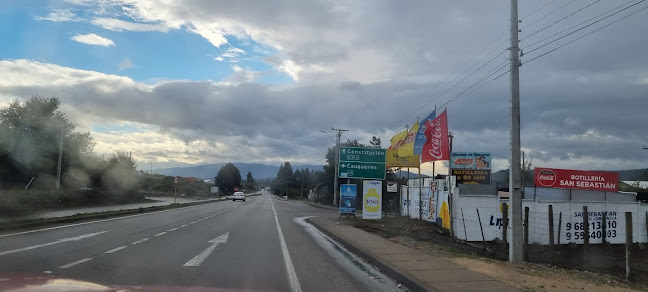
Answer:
[56, 129, 64, 190]
[332, 127, 349, 207]
[509, 0, 524, 263]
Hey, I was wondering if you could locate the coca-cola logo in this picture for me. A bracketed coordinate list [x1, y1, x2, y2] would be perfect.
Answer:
[404, 133, 415, 143]
[537, 169, 557, 187]
[428, 120, 443, 159]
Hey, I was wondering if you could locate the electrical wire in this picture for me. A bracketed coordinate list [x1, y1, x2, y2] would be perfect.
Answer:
[524, 0, 646, 54]
[520, 0, 601, 41]
[524, 4, 648, 64]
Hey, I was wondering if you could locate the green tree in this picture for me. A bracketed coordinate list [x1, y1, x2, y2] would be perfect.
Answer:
[0, 96, 96, 188]
[101, 151, 138, 195]
[215, 162, 241, 194]
[246, 171, 256, 190]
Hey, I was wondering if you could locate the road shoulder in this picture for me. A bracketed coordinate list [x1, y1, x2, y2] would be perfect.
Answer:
[307, 216, 518, 292]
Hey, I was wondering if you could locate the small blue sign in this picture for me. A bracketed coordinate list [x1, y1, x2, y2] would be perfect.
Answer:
[340, 184, 357, 214]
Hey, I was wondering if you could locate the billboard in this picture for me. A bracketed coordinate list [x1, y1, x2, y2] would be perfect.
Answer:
[452, 169, 491, 185]
[534, 167, 619, 192]
[362, 180, 382, 219]
[386, 149, 420, 167]
[450, 152, 491, 169]
[339, 184, 357, 214]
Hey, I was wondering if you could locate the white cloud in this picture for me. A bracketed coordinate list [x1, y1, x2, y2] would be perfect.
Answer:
[91, 18, 169, 32]
[70, 33, 115, 47]
[36, 9, 80, 22]
[189, 23, 228, 47]
[214, 47, 246, 63]
[119, 58, 134, 71]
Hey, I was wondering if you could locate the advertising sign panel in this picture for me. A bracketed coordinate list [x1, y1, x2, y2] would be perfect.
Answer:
[534, 167, 619, 192]
[338, 147, 386, 180]
[339, 184, 357, 214]
[386, 181, 398, 193]
[363, 180, 382, 219]
[450, 152, 491, 169]
[386, 149, 420, 167]
[210, 187, 219, 193]
[452, 169, 491, 185]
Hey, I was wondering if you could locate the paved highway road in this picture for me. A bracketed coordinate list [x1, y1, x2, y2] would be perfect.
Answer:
[0, 192, 399, 291]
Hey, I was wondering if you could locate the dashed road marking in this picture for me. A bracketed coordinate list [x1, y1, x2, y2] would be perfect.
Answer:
[181, 224, 188, 227]
[132, 238, 149, 245]
[154, 232, 167, 237]
[104, 246, 128, 254]
[167, 228, 178, 232]
[59, 258, 92, 269]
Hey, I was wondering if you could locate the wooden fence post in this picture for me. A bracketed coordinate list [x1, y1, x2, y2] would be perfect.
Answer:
[557, 211, 562, 245]
[549, 205, 555, 248]
[476, 209, 487, 251]
[626, 212, 633, 280]
[583, 206, 589, 257]
[524, 206, 529, 262]
[602, 211, 607, 245]
[502, 202, 509, 254]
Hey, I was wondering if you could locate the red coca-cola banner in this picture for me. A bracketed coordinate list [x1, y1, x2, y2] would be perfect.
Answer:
[534, 167, 619, 192]
[422, 110, 449, 162]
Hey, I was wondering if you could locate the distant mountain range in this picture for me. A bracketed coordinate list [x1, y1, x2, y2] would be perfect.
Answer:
[153, 163, 324, 180]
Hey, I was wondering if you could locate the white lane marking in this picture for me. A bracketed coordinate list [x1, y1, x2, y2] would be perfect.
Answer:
[132, 238, 149, 245]
[0, 201, 231, 238]
[167, 228, 178, 232]
[59, 258, 92, 269]
[183, 232, 229, 267]
[0, 231, 108, 257]
[104, 246, 128, 254]
[189, 222, 196, 224]
[181, 224, 188, 227]
[270, 196, 302, 292]
[154, 232, 167, 236]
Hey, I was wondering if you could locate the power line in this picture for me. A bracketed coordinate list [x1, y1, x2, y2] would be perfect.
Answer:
[439, 63, 510, 108]
[520, 0, 601, 41]
[525, 4, 648, 64]
[524, 0, 646, 54]
[521, 0, 563, 20]
[520, 0, 579, 30]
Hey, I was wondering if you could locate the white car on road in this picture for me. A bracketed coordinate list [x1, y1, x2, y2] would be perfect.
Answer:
[232, 192, 246, 201]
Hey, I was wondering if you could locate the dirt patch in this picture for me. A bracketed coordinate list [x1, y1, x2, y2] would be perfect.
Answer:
[342, 216, 648, 292]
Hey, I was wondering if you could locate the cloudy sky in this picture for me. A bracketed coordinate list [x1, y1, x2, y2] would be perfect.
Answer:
[0, 0, 647, 174]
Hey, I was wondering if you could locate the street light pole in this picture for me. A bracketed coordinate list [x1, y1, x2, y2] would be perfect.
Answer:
[331, 127, 348, 207]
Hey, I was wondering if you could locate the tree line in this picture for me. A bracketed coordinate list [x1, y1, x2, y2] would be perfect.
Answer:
[0, 96, 137, 196]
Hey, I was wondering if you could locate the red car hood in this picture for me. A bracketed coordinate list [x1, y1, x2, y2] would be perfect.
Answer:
[0, 272, 268, 292]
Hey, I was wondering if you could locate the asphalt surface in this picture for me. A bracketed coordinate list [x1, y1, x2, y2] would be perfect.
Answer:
[0, 192, 400, 291]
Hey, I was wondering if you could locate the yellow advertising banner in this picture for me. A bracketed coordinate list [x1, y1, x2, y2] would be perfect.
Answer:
[386, 149, 420, 167]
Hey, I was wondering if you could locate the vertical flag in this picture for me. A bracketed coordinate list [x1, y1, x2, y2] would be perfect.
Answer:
[397, 121, 419, 157]
[413, 110, 436, 155]
[389, 129, 408, 149]
[421, 110, 449, 162]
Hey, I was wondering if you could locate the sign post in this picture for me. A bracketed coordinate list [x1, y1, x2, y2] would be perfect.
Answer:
[174, 176, 178, 204]
[338, 147, 386, 180]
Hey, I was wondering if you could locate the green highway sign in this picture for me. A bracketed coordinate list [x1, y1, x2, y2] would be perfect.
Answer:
[338, 147, 386, 180]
